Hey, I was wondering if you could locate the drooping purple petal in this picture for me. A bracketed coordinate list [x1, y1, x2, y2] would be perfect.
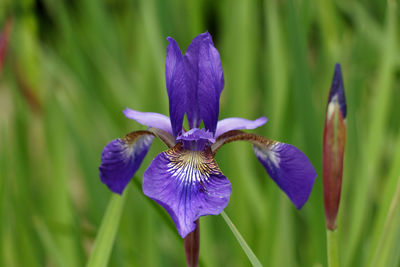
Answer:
[143, 144, 232, 238]
[215, 116, 268, 137]
[123, 108, 173, 135]
[165, 37, 186, 137]
[253, 142, 317, 209]
[328, 64, 346, 119]
[211, 130, 316, 209]
[99, 131, 154, 194]
[184, 32, 224, 133]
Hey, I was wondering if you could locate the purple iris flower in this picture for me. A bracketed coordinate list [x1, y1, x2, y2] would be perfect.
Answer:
[99, 32, 317, 238]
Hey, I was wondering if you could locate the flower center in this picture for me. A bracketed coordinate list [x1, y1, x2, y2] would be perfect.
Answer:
[176, 128, 215, 151]
[165, 144, 222, 186]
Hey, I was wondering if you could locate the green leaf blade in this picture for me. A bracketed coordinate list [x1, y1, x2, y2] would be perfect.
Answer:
[221, 211, 263, 267]
[86, 192, 127, 267]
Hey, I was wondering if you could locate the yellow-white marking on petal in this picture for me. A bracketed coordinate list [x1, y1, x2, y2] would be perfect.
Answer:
[253, 142, 281, 168]
[122, 132, 154, 160]
[165, 146, 221, 186]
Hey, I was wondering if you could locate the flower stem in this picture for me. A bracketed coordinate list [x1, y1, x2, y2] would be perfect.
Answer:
[184, 219, 200, 267]
[326, 229, 339, 267]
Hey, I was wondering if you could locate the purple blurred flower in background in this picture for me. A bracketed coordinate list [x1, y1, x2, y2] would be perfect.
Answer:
[99, 32, 317, 238]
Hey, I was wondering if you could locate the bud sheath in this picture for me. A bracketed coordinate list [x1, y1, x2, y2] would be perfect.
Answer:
[323, 64, 346, 230]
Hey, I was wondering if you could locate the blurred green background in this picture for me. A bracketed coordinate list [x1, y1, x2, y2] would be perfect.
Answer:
[1, 0, 400, 266]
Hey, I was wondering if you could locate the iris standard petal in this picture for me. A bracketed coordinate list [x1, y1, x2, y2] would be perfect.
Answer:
[123, 108, 173, 135]
[166, 37, 186, 137]
[253, 142, 317, 209]
[212, 130, 316, 209]
[99, 131, 154, 194]
[184, 32, 224, 132]
[142, 144, 232, 238]
[215, 116, 268, 137]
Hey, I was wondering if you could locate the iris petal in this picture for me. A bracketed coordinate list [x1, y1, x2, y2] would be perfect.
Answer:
[165, 37, 186, 137]
[123, 108, 173, 135]
[184, 32, 224, 133]
[215, 116, 268, 137]
[212, 130, 316, 209]
[253, 142, 317, 209]
[99, 131, 154, 194]
[143, 144, 232, 238]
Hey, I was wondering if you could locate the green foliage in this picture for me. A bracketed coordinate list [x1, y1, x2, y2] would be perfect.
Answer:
[221, 211, 262, 267]
[1, 0, 399, 266]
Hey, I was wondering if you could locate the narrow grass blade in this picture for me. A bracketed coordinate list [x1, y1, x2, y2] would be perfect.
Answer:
[221, 211, 262, 267]
[33, 216, 67, 267]
[344, 2, 397, 265]
[86, 192, 128, 267]
[367, 132, 400, 265]
[370, 175, 400, 267]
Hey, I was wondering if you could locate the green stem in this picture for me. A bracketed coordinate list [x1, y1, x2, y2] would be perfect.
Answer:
[184, 219, 200, 267]
[326, 229, 339, 267]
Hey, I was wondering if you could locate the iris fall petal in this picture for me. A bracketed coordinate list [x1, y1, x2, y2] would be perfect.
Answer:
[142, 144, 232, 238]
[99, 131, 154, 194]
[253, 142, 317, 209]
[212, 130, 316, 209]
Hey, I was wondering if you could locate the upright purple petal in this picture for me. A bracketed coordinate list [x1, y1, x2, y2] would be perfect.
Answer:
[143, 144, 232, 238]
[184, 32, 224, 133]
[166, 37, 186, 137]
[99, 131, 154, 194]
[253, 142, 317, 209]
[123, 108, 173, 135]
[215, 116, 268, 137]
